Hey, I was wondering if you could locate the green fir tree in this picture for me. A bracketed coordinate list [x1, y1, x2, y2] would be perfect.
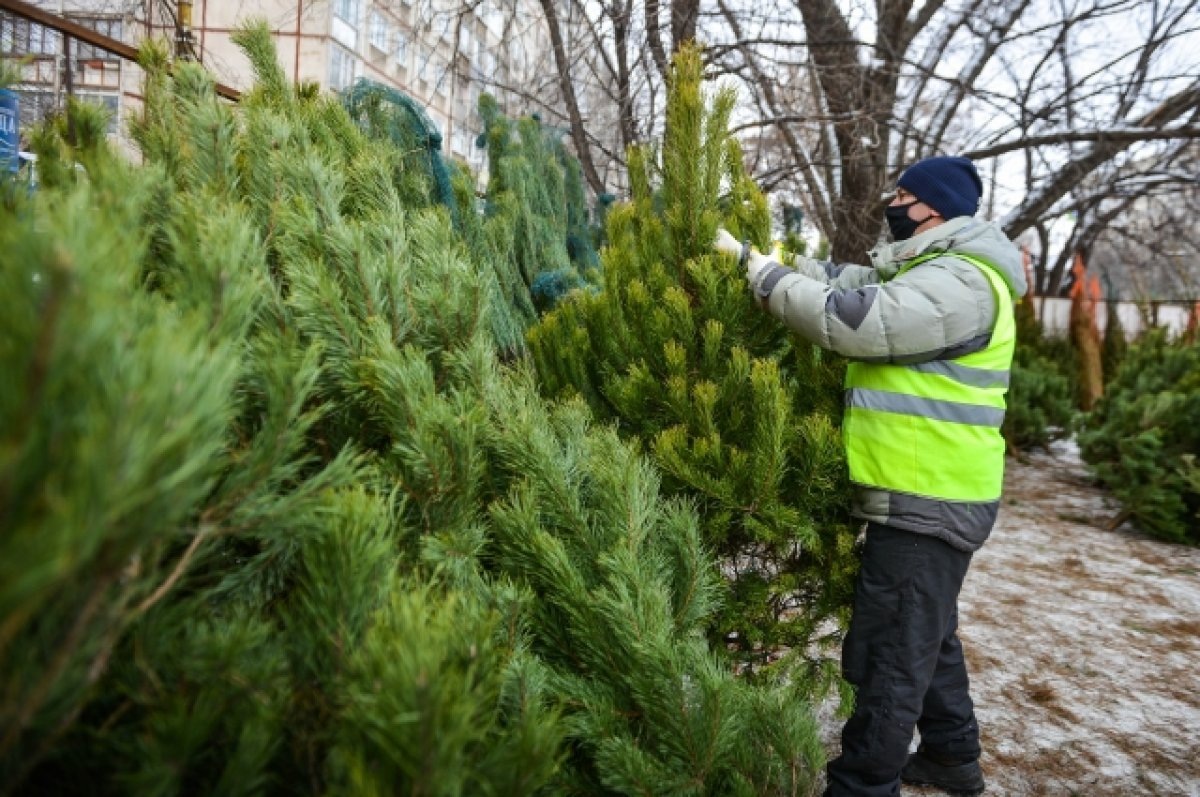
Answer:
[1079, 330, 1200, 544]
[1, 25, 830, 795]
[1003, 299, 1076, 451]
[1101, 298, 1128, 382]
[528, 45, 857, 680]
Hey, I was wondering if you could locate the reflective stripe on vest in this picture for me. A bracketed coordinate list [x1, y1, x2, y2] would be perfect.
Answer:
[843, 252, 1016, 503]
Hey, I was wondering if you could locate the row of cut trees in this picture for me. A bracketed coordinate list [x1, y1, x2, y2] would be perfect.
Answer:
[1, 30, 851, 796]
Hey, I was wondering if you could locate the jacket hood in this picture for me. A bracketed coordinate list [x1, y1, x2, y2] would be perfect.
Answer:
[870, 217, 1028, 299]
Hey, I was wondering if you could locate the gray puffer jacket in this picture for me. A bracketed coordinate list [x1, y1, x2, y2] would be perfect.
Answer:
[753, 217, 1027, 549]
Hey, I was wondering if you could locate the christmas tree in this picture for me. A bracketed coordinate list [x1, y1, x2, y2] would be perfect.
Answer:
[1079, 330, 1200, 544]
[528, 45, 857, 677]
[475, 95, 599, 314]
[340, 79, 456, 215]
[1100, 298, 1128, 382]
[2, 26, 828, 795]
[1003, 299, 1076, 451]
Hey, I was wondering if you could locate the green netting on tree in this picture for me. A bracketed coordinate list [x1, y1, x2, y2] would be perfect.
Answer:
[477, 94, 599, 313]
[341, 78, 456, 223]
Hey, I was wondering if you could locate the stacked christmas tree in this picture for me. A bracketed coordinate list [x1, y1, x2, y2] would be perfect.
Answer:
[471, 94, 599, 318]
[528, 46, 857, 676]
[1003, 299, 1076, 451]
[1, 26, 829, 795]
[1079, 330, 1200, 544]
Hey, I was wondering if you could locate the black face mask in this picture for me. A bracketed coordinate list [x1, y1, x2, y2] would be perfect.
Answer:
[885, 201, 935, 241]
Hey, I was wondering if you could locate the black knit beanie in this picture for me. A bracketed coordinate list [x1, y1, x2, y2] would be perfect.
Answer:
[896, 156, 983, 219]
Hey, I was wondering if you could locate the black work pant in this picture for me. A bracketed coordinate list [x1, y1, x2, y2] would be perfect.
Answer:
[825, 522, 981, 797]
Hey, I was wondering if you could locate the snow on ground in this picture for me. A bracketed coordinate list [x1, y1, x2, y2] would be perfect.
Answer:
[820, 440, 1200, 796]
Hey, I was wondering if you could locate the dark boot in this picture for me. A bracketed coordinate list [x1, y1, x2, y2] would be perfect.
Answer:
[900, 750, 985, 796]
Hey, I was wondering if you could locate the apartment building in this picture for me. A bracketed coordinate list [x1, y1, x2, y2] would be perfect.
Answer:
[1, 0, 546, 167]
[1, 1, 135, 142]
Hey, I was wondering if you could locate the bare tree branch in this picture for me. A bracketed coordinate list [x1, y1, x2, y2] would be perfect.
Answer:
[965, 125, 1200, 159]
[535, 0, 607, 193]
[1002, 81, 1200, 238]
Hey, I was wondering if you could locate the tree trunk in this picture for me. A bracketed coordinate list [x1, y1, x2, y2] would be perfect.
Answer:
[645, 0, 669, 78]
[1068, 252, 1104, 410]
[536, 0, 607, 195]
[671, 0, 699, 51]
[796, 0, 904, 262]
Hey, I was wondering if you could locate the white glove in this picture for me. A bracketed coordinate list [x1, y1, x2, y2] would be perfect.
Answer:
[713, 228, 742, 258]
[745, 249, 775, 294]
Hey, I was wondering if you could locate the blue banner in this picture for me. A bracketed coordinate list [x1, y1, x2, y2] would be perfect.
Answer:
[0, 89, 18, 174]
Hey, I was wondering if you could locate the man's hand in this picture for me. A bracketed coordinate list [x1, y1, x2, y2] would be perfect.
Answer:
[745, 249, 773, 291]
[713, 228, 742, 258]
[714, 229, 781, 307]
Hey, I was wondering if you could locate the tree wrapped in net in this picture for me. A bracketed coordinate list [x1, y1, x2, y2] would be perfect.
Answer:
[474, 94, 600, 314]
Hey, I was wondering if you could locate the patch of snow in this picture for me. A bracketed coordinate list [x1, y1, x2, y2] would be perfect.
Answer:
[818, 439, 1200, 795]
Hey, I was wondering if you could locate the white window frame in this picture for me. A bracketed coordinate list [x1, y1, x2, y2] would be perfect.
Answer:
[328, 44, 357, 91]
[369, 11, 388, 51]
[393, 29, 409, 68]
[333, 0, 360, 26]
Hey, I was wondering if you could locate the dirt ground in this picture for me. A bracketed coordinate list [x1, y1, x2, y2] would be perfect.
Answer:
[820, 440, 1200, 796]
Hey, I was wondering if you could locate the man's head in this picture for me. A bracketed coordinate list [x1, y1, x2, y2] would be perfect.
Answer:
[886, 156, 983, 241]
[897, 156, 983, 219]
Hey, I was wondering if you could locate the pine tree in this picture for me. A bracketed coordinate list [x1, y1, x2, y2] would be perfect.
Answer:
[528, 45, 856, 678]
[476, 95, 599, 313]
[1, 89, 364, 791]
[2, 25, 830, 795]
[1100, 298, 1128, 382]
[1079, 330, 1200, 544]
[1003, 299, 1076, 451]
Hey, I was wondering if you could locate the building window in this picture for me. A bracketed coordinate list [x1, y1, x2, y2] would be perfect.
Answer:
[329, 44, 357, 91]
[67, 16, 122, 61]
[478, 51, 495, 77]
[393, 30, 408, 67]
[13, 89, 56, 129]
[333, 0, 360, 26]
[1, 15, 61, 56]
[45, 16, 123, 89]
[478, 4, 502, 34]
[76, 92, 118, 135]
[369, 11, 388, 51]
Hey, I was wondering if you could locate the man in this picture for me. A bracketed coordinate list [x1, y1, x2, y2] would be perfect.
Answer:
[715, 156, 1026, 796]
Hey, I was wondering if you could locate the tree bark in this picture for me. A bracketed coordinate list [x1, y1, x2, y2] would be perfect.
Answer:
[670, 0, 698, 51]
[612, 0, 637, 151]
[645, 0, 669, 78]
[795, 0, 903, 261]
[537, 0, 607, 195]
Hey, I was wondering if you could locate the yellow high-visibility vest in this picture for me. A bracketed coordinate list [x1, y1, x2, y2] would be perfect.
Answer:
[843, 253, 1015, 502]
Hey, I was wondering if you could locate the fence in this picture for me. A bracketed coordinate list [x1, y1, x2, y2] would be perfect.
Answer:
[1032, 297, 1194, 339]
